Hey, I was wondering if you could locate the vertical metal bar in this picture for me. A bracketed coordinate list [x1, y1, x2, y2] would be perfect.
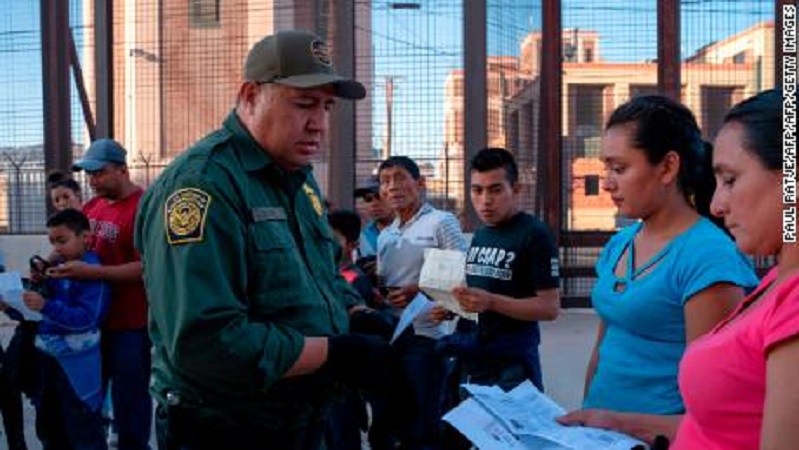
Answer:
[539, 0, 562, 241]
[69, 32, 97, 142]
[95, 0, 114, 139]
[293, 0, 316, 31]
[463, 0, 487, 232]
[384, 76, 394, 159]
[658, 0, 681, 101]
[41, 0, 72, 177]
[158, 0, 166, 158]
[328, 0, 356, 210]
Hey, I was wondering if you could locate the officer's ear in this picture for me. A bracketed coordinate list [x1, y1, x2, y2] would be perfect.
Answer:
[237, 82, 262, 112]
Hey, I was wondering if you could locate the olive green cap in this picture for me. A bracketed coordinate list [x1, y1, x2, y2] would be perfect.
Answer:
[244, 30, 366, 100]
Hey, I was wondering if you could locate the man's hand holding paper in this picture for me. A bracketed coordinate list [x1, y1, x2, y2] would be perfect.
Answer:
[452, 286, 496, 313]
[419, 248, 477, 321]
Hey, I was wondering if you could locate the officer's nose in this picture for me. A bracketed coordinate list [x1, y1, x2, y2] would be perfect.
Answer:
[307, 108, 328, 133]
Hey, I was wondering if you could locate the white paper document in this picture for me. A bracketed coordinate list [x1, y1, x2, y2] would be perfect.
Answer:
[418, 249, 477, 321]
[0, 272, 42, 321]
[444, 381, 647, 450]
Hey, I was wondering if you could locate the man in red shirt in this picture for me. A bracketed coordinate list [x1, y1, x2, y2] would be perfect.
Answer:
[49, 138, 151, 449]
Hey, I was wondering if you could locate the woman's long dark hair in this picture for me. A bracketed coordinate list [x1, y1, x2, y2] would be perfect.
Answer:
[722, 88, 782, 170]
[606, 95, 719, 227]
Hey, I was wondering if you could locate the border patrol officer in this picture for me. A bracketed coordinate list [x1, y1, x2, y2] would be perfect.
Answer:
[135, 30, 390, 450]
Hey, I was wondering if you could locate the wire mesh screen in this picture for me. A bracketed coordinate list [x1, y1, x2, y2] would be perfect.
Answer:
[487, 1, 542, 216]
[562, 0, 657, 233]
[99, 0, 296, 173]
[560, 0, 657, 303]
[0, 1, 46, 233]
[71, 0, 94, 151]
[682, 0, 776, 142]
[0, 1, 783, 303]
[355, 1, 464, 217]
[78, 0, 340, 195]
[683, 0, 776, 278]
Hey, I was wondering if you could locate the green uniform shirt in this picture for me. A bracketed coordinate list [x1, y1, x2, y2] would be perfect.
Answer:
[134, 111, 358, 429]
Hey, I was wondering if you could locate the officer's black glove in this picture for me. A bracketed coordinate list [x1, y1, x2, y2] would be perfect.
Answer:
[349, 308, 396, 341]
[323, 333, 392, 391]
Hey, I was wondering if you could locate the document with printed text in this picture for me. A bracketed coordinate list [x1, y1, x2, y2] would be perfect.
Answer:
[444, 381, 647, 450]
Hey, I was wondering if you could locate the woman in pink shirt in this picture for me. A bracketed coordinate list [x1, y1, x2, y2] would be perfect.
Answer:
[560, 88, 799, 449]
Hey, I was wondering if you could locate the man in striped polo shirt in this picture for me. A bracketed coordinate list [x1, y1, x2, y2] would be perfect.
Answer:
[375, 156, 467, 450]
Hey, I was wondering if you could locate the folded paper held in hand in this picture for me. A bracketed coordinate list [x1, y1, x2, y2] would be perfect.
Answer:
[419, 248, 477, 321]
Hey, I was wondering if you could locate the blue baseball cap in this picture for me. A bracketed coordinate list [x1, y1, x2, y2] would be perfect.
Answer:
[72, 139, 128, 172]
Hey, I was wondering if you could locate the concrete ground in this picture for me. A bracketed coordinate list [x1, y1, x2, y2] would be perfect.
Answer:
[540, 309, 598, 411]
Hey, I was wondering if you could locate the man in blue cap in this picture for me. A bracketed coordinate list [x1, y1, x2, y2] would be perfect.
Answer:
[54, 138, 152, 450]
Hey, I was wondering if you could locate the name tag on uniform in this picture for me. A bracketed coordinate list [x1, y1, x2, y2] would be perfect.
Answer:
[251, 207, 287, 222]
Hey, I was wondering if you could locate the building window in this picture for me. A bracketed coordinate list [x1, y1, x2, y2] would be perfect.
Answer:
[570, 84, 605, 139]
[701, 86, 738, 140]
[563, 43, 577, 62]
[189, 0, 221, 28]
[732, 51, 746, 64]
[584, 48, 593, 63]
[585, 175, 600, 196]
[630, 84, 658, 98]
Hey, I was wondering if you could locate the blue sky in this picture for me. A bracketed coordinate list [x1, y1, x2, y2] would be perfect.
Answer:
[0, 0, 778, 151]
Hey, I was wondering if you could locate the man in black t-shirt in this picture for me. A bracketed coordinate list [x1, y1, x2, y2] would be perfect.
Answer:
[435, 147, 560, 391]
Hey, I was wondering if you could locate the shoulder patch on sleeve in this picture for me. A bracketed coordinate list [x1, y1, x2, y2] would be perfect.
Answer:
[164, 188, 212, 245]
[303, 183, 324, 216]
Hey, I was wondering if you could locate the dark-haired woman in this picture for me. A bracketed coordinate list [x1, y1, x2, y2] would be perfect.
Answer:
[560, 90, 798, 449]
[577, 96, 758, 417]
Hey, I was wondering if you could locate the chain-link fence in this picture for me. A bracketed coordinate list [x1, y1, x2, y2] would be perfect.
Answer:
[0, 0, 781, 303]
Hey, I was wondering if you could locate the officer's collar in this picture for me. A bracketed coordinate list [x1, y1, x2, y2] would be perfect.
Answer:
[223, 111, 312, 182]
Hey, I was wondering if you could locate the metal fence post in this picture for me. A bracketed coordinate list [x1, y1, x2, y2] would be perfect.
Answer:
[328, 0, 357, 210]
[41, 0, 72, 183]
[463, 0, 487, 232]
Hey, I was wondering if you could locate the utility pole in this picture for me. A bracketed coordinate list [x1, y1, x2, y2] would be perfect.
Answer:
[383, 75, 395, 160]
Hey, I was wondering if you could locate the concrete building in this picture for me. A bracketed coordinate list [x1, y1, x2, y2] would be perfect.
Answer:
[435, 56, 529, 214]
[80, 0, 373, 195]
[437, 21, 775, 231]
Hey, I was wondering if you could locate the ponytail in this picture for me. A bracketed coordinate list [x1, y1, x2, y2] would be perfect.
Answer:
[688, 140, 725, 230]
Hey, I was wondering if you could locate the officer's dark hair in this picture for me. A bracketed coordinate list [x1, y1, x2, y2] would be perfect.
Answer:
[327, 209, 362, 244]
[722, 88, 782, 171]
[469, 147, 519, 185]
[46, 208, 90, 235]
[606, 95, 717, 223]
[378, 156, 421, 180]
[47, 170, 81, 194]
